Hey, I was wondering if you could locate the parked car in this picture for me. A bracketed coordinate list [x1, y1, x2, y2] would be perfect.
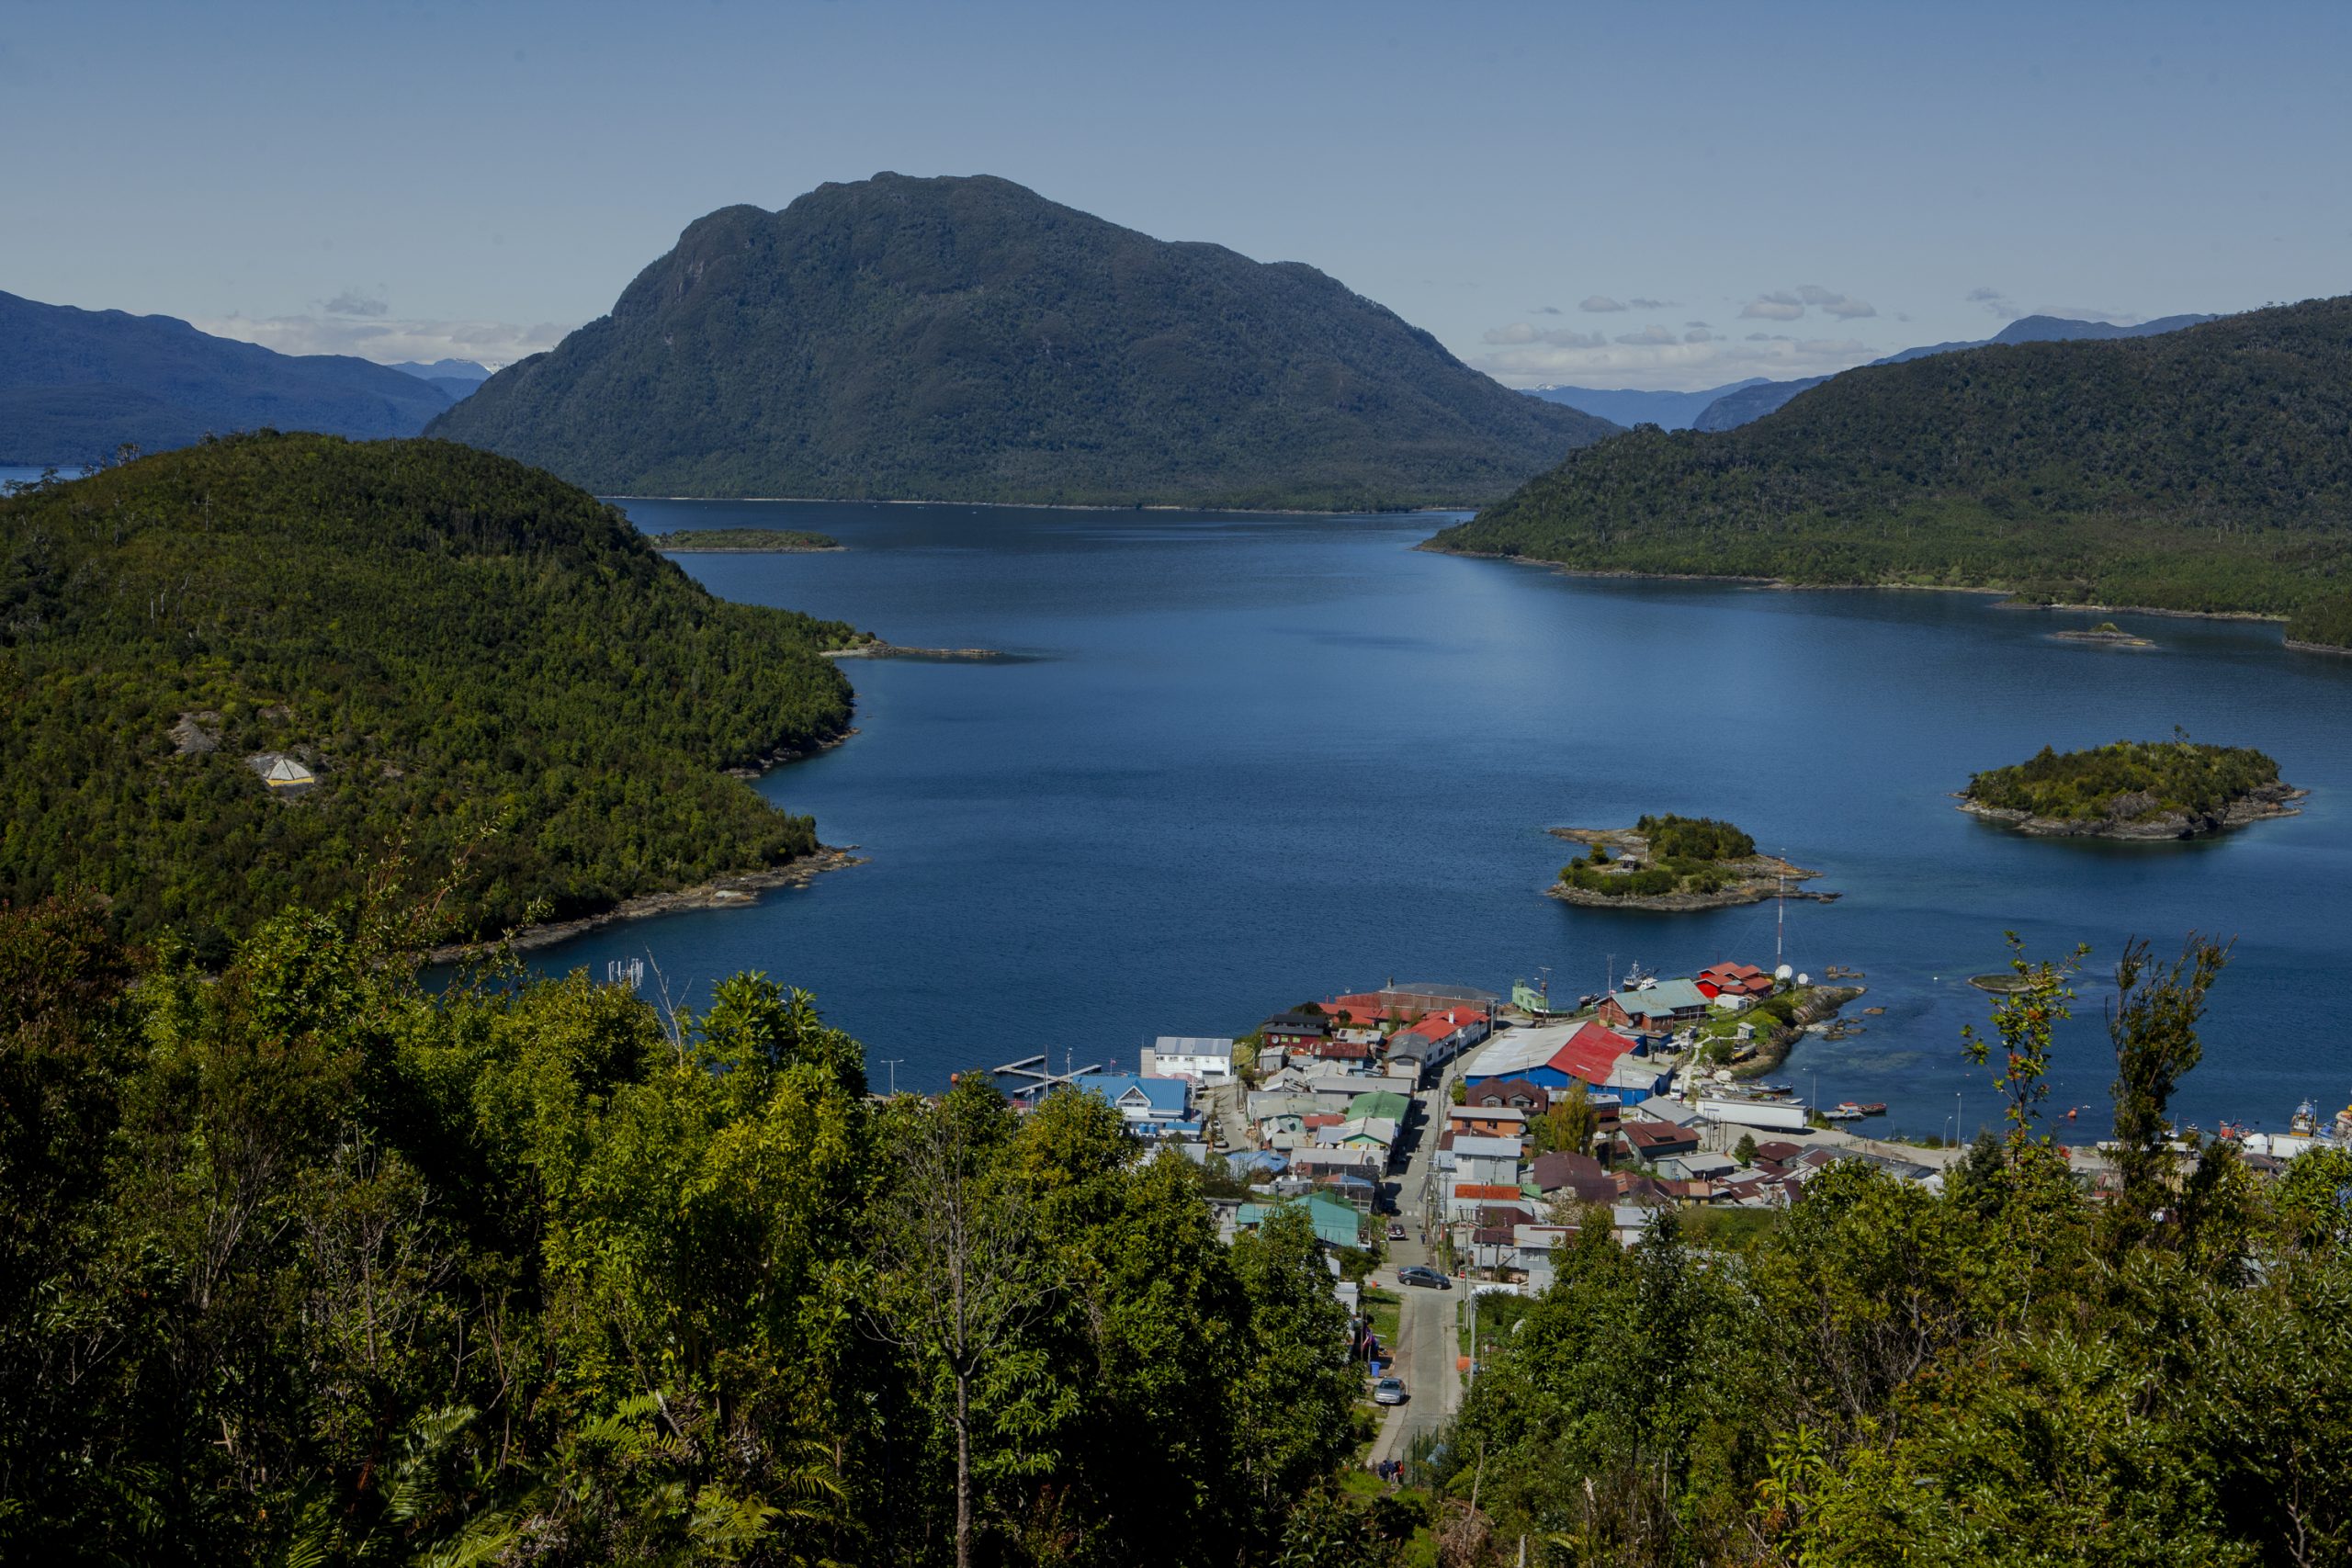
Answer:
[1396, 1266, 1450, 1290]
[1373, 1377, 1408, 1405]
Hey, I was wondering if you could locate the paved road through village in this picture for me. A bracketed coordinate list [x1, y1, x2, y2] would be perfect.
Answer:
[1370, 1066, 1463, 1468]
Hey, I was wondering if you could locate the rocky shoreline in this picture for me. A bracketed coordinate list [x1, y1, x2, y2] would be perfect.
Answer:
[1414, 546, 2352, 653]
[1546, 828, 1838, 911]
[427, 845, 864, 965]
[1956, 781, 2306, 840]
[725, 725, 857, 779]
[2051, 624, 2154, 649]
[1729, 985, 1866, 1078]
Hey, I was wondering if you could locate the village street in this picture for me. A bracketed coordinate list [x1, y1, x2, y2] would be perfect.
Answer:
[1369, 1066, 1464, 1468]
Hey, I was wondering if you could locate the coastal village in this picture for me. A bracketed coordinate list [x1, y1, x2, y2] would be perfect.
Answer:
[1032, 966, 1927, 1239]
[988, 955, 1948, 1443]
[995, 950, 2352, 1453]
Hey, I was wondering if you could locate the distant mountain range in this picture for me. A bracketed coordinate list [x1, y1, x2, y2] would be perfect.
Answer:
[390, 358, 493, 403]
[1690, 312, 2216, 432]
[430, 173, 1619, 509]
[1523, 379, 1769, 431]
[0, 291, 455, 466]
[1430, 298, 2352, 649]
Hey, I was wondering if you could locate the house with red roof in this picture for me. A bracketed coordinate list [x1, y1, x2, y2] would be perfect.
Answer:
[1466, 1077, 1551, 1113]
[1460, 1020, 1670, 1102]
[1696, 962, 1775, 1000]
[1384, 1007, 1490, 1076]
[1619, 1120, 1702, 1165]
[1305, 1037, 1374, 1067]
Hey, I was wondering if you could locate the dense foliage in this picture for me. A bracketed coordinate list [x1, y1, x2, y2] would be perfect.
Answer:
[1634, 814, 1754, 861]
[653, 527, 842, 551]
[1559, 816, 1755, 897]
[0, 434, 858, 949]
[1434, 937, 2352, 1566]
[0, 289, 452, 466]
[1963, 739, 2284, 822]
[0, 894, 1364, 1566]
[1431, 297, 2352, 647]
[431, 174, 1617, 510]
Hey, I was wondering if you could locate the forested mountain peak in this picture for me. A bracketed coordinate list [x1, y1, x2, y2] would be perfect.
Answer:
[0, 433, 855, 951]
[428, 173, 1616, 508]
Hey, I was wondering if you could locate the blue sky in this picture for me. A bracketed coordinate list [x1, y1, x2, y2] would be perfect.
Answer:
[5, 0, 2345, 389]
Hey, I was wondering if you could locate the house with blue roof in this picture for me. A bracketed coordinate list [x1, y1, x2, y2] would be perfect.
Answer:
[1066, 1073, 1196, 1139]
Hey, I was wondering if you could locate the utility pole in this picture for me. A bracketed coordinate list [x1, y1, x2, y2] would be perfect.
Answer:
[881, 1058, 904, 1097]
[1776, 858, 1786, 968]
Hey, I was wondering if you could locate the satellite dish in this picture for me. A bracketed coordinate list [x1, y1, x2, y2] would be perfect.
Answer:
[1774, 963, 1793, 981]
[1796, 973, 1810, 987]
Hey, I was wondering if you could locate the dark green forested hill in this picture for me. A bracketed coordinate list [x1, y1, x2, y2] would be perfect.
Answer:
[428, 173, 1616, 509]
[0, 434, 856, 950]
[1431, 296, 2352, 647]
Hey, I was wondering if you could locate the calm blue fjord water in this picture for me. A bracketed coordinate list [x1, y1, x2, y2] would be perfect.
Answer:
[557, 502, 2343, 1135]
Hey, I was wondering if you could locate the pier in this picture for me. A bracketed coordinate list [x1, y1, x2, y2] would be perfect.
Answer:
[990, 1052, 1102, 1102]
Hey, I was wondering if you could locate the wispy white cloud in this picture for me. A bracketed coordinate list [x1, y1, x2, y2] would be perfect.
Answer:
[1473, 327, 1876, 392]
[1627, 296, 1676, 310]
[197, 311, 571, 369]
[1796, 284, 1877, 319]
[1578, 295, 1629, 312]
[1737, 285, 1876, 322]
[323, 288, 389, 317]
[1966, 285, 2020, 319]
[1532, 304, 1562, 315]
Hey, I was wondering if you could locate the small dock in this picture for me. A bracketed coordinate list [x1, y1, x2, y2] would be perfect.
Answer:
[991, 1053, 1102, 1101]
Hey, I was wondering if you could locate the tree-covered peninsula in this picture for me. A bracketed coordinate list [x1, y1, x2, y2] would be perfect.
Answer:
[1553, 814, 1832, 909]
[1428, 296, 2352, 649]
[1961, 739, 2304, 838]
[428, 173, 1617, 510]
[0, 434, 859, 952]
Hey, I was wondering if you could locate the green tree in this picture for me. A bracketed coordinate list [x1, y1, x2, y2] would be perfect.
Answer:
[1228, 1206, 1360, 1540]
[1532, 1081, 1600, 1156]
[2105, 934, 2231, 1248]
[1961, 933, 2087, 1148]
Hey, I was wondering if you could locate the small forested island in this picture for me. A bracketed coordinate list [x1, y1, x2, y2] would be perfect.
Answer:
[2052, 620, 2154, 648]
[1960, 739, 2305, 839]
[1549, 814, 1837, 909]
[650, 526, 842, 552]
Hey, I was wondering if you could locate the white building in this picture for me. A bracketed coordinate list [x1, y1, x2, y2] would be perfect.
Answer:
[1144, 1036, 1237, 1081]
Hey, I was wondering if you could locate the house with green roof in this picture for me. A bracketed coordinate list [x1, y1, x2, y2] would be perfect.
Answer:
[1235, 1194, 1363, 1251]
[1347, 1090, 1410, 1124]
